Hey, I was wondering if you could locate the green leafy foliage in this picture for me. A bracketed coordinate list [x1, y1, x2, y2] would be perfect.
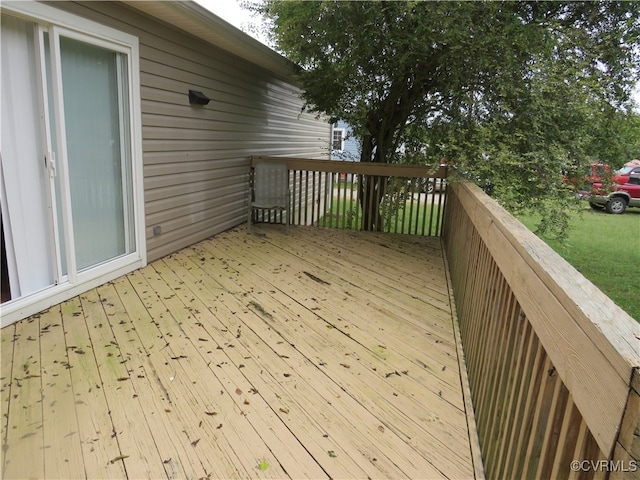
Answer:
[256, 1, 640, 236]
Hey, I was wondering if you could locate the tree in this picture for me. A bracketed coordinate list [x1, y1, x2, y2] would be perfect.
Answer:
[256, 1, 640, 233]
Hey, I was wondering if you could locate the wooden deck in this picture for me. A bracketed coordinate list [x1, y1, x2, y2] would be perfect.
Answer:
[1, 226, 479, 480]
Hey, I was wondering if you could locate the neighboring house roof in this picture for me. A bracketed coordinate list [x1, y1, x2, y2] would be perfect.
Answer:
[123, 0, 298, 82]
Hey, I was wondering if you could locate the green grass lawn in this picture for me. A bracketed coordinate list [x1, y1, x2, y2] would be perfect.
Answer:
[320, 184, 443, 235]
[518, 204, 640, 322]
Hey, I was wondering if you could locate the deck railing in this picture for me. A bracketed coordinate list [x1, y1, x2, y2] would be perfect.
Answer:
[250, 156, 447, 236]
[443, 181, 640, 479]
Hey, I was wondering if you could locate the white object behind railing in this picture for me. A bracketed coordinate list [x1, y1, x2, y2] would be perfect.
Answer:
[248, 161, 290, 233]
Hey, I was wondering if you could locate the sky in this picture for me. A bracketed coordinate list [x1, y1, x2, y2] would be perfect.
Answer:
[194, 0, 268, 44]
[195, 0, 248, 28]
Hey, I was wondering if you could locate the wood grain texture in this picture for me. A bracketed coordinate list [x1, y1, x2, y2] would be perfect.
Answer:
[443, 181, 640, 479]
[444, 181, 640, 457]
[0, 226, 476, 479]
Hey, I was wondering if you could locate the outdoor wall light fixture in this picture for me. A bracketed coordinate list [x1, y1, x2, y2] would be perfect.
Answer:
[188, 89, 210, 105]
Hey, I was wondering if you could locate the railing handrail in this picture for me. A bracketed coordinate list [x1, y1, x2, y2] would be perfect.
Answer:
[444, 181, 640, 463]
[251, 155, 448, 178]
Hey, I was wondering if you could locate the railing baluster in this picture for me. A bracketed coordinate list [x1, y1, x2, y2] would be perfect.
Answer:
[349, 174, 362, 230]
[310, 170, 317, 224]
[296, 170, 302, 225]
[318, 172, 332, 227]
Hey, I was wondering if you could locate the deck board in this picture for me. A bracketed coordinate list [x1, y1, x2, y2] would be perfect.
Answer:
[39, 305, 85, 479]
[3, 317, 45, 479]
[1, 226, 478, 479]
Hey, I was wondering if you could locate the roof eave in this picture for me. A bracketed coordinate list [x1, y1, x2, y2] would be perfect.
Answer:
[122, 0, 299, 83]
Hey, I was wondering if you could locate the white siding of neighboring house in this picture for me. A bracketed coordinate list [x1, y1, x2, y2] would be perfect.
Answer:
[50, 1, 331, 261]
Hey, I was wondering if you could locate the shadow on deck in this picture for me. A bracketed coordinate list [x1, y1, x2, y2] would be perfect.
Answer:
[1, 225, 480, 479]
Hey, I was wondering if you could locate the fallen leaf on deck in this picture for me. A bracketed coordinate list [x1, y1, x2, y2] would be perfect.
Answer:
[258, 459, 269, 471]
[110, 455, 129, 464]
[340, 363, 350, 369]
[235, 388, 242, 395]
[279, 407, 289, 414]
[204, 411, 218, 416]
[191, 439, 200, 447]
[303, 271, 331, 285]
[328, 450, 337, 458]
[378, 425, 385, 433]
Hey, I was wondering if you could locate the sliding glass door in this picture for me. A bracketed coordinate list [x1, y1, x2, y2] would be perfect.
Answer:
[55, 33, 135, 272]
[0, 5, 144, 324]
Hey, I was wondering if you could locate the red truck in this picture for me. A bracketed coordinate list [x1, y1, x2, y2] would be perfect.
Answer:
[588, 173, 640, 214]
[579, 161, 640, 185]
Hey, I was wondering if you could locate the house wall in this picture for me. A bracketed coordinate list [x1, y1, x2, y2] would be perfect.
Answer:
[50, 1, 331, 261]
[331, 120, 361, 161]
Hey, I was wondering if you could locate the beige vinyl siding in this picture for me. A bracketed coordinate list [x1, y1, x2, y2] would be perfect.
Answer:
[52, 1, 331, 261]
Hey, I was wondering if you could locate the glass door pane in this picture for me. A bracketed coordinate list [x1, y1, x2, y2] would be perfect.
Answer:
[58, 36, 135, 271]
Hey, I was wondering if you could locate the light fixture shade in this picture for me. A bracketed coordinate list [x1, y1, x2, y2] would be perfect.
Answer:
[188, 89, 210, 105]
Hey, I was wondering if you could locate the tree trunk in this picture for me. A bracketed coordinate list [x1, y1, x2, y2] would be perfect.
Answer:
[358, 134, 384, 230]
[357, 78, 423, 230]
[358, 174, 386, 231]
